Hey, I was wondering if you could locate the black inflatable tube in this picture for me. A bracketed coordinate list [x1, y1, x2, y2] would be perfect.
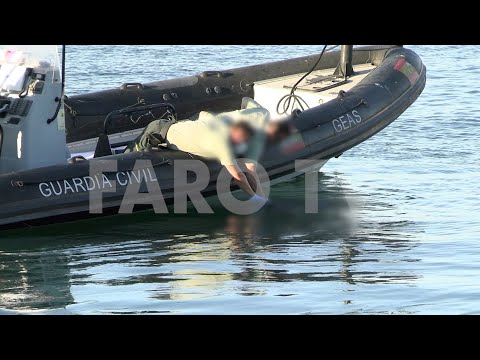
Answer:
[64, 46, 393, 143]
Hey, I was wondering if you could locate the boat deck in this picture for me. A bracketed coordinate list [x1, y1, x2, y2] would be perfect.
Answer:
[253, 63, 376, 120]
[68, 63, 377, 155]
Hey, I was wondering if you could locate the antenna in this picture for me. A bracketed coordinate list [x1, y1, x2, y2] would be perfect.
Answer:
[47, 45, 66, 124]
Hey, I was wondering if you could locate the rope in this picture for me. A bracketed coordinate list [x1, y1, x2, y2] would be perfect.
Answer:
[276, 45, 328, 116]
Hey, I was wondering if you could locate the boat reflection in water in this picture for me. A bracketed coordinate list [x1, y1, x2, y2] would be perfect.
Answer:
[0, 172, 421, 313]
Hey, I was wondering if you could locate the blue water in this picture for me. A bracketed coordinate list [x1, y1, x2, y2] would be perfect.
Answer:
[1, 45, 479, 314]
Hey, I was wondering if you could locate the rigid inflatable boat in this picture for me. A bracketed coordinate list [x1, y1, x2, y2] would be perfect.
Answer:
[0, 45, 426, 230]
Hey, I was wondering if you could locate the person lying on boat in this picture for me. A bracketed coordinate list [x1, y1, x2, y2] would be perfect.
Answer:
[126, 97, 291, 205]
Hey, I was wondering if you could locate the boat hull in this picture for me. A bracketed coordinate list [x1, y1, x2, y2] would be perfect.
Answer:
[0, 46, 426, 230]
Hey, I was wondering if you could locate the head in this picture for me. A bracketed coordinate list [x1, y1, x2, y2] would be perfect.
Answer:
[229, 121, 255, 156]
[229, 121, 255, 145]
[266, 121, 291, 144]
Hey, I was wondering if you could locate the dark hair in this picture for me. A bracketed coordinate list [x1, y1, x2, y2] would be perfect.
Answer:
[272, 121, 291, 137]
[232, 121, 255, 137]
[268, 121, 291, 144]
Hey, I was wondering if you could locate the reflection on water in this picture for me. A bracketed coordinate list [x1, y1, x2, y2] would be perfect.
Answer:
[0, 172, 421, 314]
[0, 249, 73, 311]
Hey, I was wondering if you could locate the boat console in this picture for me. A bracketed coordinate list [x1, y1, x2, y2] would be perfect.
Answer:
[0, 46, 68, 174]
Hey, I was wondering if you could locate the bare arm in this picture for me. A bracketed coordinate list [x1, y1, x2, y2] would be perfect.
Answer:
[225, 164, 256, 197]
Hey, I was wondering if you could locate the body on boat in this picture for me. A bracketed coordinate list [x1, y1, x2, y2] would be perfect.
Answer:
[0, 45, 426, 230]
